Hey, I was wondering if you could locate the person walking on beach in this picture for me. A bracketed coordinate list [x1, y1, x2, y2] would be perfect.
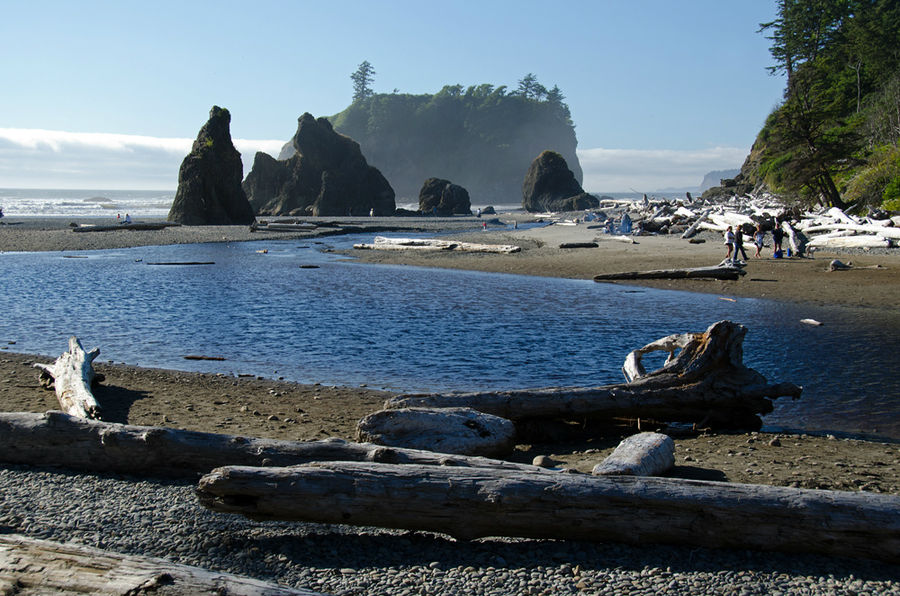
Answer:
[734, 226, 749, 263]
[724, 226, 735, 263]
[754, 224, 765, 258]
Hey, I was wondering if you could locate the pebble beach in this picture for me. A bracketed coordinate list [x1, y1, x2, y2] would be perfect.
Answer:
[1, 214, 899, 594]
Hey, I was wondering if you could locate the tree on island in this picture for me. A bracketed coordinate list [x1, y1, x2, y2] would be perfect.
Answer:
[351, 60, 376, 102]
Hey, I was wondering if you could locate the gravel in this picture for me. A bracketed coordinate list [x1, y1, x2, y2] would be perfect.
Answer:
[2, 465, 898, 595]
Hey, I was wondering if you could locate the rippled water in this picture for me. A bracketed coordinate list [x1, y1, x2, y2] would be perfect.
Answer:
[1, 236, 898, 439]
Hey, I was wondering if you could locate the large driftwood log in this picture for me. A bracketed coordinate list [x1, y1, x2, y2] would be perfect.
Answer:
[782, 220, 805, 256]
[680, 207, 711, 239]
[353, 236, 520, 253]
[0, 411, 544, 477]
[591, 432, 674, 476]
[196, 461, 900, 563]
[387, 321, 800, 430]
[33, 336, 102, 419]
[0, 534, 321, 595]
[356, 407, 516, 456]
[593, 265, 745, 282]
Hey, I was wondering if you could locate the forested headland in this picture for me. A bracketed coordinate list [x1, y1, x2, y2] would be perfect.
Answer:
[281, 72, 581, 205]
[716, 0, 900, 212]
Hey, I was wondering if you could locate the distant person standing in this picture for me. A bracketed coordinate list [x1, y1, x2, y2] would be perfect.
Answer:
[772, 221, 785, 257]
[734, 226, 749, 262]
[124, 213, 132, 224]
[754, 224, 765, 258]
[724, 226, 735, 263]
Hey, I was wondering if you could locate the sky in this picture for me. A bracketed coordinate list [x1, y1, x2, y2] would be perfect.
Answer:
[0, 0, 785, 193]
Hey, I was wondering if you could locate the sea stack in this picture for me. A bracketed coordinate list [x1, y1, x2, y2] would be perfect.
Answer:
[418, 178, 471, 215]
[522, 150, 598, 213]
[243, 113, 395, 217]
[168, 106, 255, 225]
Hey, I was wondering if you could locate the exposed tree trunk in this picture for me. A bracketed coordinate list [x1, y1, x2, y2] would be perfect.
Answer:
[781, 220, 806, 256]
[33, 336, 102, 419]
[592, 265, 745, 282]
[680, 207, 711, 239]
[0, 534, 320, 595]
[0, 411, 544, 478]
[196, 461, 900, 563]
[591, 432, 674, 476]
[354, 236, 520, 253]
[387, 321, 800, 430]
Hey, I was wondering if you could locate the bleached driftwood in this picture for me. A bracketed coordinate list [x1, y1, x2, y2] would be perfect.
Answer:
[593, 265, 745, 282]
[621, 332, 695, 383]
[591, 432, 675, 476]
[0, 534, 320, 595]
[807, 234, 892, 249]
[33, 336, 102, 419]
[196, 461, 900, 562]
[781, 220, 805, 256]
[356, 407, 516, 456]
[72, 222, 180, 232]
[802, 223, 900, 239]
[0, 411, 547, 477]
[353, 236, 520, 253]
[680, 207, 711, 239]
[387, 321, 801, 430]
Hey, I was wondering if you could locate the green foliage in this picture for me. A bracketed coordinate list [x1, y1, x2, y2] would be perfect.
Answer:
[751, 0, 900, 209]
[844, 144, 900, 207]
[351, 60, 376, 102]
[329, 76, 578, 202]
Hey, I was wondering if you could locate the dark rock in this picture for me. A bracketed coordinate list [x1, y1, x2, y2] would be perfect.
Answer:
[244, 113, 395, 216]
[168, 106, 255, 225]
[481, 206, 496, 215]
[522, 151, 599, 213]
[418, 178, 471, 215]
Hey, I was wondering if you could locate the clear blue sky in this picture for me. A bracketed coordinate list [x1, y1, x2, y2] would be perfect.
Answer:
[0, 0, 785, 192]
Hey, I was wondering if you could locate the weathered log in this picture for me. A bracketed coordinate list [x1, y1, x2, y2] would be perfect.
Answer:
[559, 242, 598, 249]
[0, 411, 544, 477]
[387, 321, 801, 430]
[0, 534, 320, 595]
[33, 336, 102, 419]
[591, 432, 675, 476]
[72, 222, 180, 232]
[593, 265, 745, 282]
[803, 223, 900, 239]
[353, 236, 520, 253]
[680, 207, 711, 239]
[356, 407, 516, 456]
[808, 234, 892, 249]
[621, 332, 695, 383]
[781, 220, 805, 256]
[196, 461, 900, 563]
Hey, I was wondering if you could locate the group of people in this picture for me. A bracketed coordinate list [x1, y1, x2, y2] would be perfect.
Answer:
[724, 222, 785, 263]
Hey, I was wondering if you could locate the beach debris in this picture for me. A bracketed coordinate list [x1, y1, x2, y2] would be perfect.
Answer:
[591, 432, 675, 476]
[33, 336, 103, 420]
[386, 321, 801, 432]
[353, 236, 520, 253]
[559, 242, 598, 249]
[145, 261, 215, 266]
[183, 355, 226, 361]
[0, 411, 544, 478]
[829, 259, 853, 271]
[0, 534, 322, 596]
[593, 264, 745, 282]
[800, 319, 824, 326]
[72, 222, 180, 232]
[356, 407, 516, 457]
[196, 459, 900, 562]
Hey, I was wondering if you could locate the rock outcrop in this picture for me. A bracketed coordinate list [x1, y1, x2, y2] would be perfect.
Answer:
[522, 151, 598, 212]
[418, 178, 471, 215]
[168, 106, 255, 225]
[243, 113, 395, 216]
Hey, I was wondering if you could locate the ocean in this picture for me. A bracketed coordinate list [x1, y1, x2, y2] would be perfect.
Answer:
[0, 188, 174, 219]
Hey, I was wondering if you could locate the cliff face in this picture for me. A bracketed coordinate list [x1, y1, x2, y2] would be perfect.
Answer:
[295, 90, 582, 204]
[244, 113, 395, 216]
[168, 106, 255, 225]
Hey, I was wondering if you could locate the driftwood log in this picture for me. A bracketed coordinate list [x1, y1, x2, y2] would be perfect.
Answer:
[353, 236, 520, 253]
[33, 336, 103, 419]
[593, 265, 745, 282]
[387, 321, 801, 430]
[591, 432, 674, 476]
[0, 534, 320, 595]
[0, 411, 545, 478]
[356, 407, 516, 456]
[196, 461, 900, 563]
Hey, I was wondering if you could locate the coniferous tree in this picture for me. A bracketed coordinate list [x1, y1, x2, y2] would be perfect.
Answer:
[351, 61, 376, 102]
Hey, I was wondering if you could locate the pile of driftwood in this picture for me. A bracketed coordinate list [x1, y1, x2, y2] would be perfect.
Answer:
[353, 236, 520, 253]
[594, 194, 897, 255]
[1, 332, 898, 575]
